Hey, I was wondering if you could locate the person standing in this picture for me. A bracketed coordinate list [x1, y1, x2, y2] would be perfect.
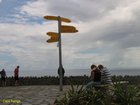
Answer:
[14, 66, 19, 86]
[0, 69, 7, 86]
[58, 66, 65, 78]
[58, 66, 65, 84]
[86, 64, 101, 89]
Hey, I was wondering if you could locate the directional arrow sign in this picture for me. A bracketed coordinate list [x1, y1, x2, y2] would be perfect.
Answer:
[47, 36, 59, 43]
[61, 25, 76, 30]
[61, 25, 78, 33]
[47, 38, 58, 43]
[44, 16, 71, 23]
[46, 32, 59, 43]
[47, 32, 59, 36]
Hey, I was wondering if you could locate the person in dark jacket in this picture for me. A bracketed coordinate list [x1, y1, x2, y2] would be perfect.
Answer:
[86, 64, 101, 89]
[58, 66, 65, 84]
[0, 69, 7, 86]
[58, 67, 65, 78]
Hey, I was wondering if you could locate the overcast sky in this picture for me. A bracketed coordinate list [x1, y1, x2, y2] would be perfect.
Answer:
[0, 0, 140, 76]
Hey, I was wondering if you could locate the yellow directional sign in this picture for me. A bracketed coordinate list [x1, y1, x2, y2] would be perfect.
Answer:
[47, 38, 58, 43]
[61, 25, 76, 30]
[47, 32, 59, 43]
[62, 29, 78, 33]
[47, 32, 59, 36]
[44, 16, 71, 23]
[61, 25, 78, 33]
[47, 36, 59, 43]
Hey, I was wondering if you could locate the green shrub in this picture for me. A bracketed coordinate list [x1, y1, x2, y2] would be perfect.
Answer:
[54, 83, 140, 105]
[55, 85, 111, 105]
[113, 83, 140, 105]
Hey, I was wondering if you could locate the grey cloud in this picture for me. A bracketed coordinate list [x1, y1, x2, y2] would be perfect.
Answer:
[26, 36, 43, 42]
[97, 20, 140, 49]
[116, 33, 140, 49]
[46, 0, 122, 22]
[20, 0, 123, 22]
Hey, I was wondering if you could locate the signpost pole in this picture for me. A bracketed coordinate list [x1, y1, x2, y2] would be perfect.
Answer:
[58, 16, 63, 91]
[44, 15, 78, 91]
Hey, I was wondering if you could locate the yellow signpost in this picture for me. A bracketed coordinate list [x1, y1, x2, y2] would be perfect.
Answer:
[47, 37, 58, 43]
[61, 25, 78, 33]
[44, 16, 71, 23]
[47, 32, 59, 43]
[47, 32, 59, 36]
[44, 15, 78, 91]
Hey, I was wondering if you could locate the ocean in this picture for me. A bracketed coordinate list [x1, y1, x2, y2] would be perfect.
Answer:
[5, 68, 140, 77]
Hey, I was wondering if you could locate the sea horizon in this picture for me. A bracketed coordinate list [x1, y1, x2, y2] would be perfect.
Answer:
[5, 68, 140, 77]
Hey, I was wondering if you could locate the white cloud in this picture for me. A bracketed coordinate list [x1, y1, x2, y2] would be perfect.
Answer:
[20, 0, 49, 17]
[0, 22, 59, 71]
[0, 0, 140, 76]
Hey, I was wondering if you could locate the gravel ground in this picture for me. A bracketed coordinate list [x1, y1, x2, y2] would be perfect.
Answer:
[0, 85, 71, 105]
